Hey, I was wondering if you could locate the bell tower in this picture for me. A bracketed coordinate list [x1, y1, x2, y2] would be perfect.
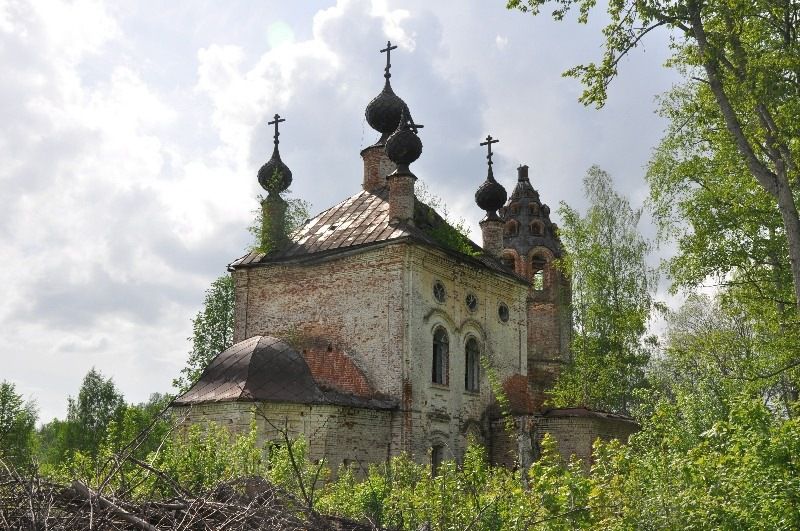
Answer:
[499, 165, 571, 408]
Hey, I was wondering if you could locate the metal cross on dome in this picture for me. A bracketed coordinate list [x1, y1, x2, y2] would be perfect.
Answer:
[380, 40, 398, 79]
[268, 114, 286, 146]
[480, 135, 499, 166]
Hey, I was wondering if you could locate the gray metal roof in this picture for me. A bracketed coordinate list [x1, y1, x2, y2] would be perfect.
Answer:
[173, 336, 397, 410]
[231, 186, 527, 284]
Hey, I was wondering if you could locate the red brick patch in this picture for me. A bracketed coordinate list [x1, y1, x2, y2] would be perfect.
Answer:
[302, 347, 374, 398]
[502, 374, 535, 414]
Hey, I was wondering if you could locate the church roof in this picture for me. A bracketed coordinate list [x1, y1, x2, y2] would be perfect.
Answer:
[230, 185, 527, 284]
[172, 335, 397, 410]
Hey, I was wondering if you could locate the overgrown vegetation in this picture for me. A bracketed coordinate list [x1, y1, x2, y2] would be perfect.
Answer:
[414, 180, 479, 257]
[6, 397, 799, 529]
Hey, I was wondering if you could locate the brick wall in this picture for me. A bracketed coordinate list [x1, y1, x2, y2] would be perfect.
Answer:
[233, 245, 407, 398]
[360, 145, 395, 192]
[302, 347, 373, 397]
[534, 413, 639, 467]
[173, 401, 394, 476]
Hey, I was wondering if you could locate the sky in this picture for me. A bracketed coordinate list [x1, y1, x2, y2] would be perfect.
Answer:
[1, 0, 680, 423]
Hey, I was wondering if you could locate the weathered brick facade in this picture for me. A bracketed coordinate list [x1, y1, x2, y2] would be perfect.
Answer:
[177, 401, 394, 472]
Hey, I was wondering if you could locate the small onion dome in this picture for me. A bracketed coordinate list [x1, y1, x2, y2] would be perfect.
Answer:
[365, 80, 409, 140]
[475, 175, 507, 220]
[257, 146, 293, 196]
[385, 111, 422, 171]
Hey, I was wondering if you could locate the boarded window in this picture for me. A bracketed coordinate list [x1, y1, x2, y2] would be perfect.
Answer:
[431, 445, 444, 475]
[432, 327, 449, 385]
[465, 337, 480, 391]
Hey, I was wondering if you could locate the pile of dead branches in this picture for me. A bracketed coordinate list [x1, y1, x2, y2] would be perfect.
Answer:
[0, 462, 377, 531]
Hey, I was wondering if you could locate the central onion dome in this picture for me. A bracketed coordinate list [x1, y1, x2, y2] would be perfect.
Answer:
[257, 114, 292, 196]
[365, 41, 409, 143]
[475, 135, 507, 220]
[366, 81, 409, 141]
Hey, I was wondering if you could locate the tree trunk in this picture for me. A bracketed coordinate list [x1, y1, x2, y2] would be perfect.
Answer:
[690, 6, 800, 311]
[775, 171, 800, 311]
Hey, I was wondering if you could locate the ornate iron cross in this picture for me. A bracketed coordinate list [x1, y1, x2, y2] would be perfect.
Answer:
[380, 40, 398, 79]
[480, 135, 499, 166]
[268, 114, 285, 145]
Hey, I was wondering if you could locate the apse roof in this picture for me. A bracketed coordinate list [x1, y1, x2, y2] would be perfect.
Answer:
[173, 335, 397, 410]
[230, 185, 527, 283]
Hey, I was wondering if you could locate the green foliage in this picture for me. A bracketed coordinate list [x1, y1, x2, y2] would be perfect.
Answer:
[551, 166, 655, 413]
[249, 191, 311, 255]
[173, 274, 235, 394]
[0, 381, 37, 468]
[38, 382, 171, 487]
[65, 368, 125, 461]
[156, 421, 264, 493]
[415, 180, 479, 257]
[508, 0, 800, 310]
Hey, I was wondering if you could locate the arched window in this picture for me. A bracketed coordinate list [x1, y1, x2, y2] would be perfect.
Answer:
[532, 270, 544, 291]
[530, 221, 544, 236]
[465, 337, 480, 391]
[529, 203, 539, 216]
[432, 327, 449, 385]
[504, 220, 519, 237]
[531, 252, 548, 291]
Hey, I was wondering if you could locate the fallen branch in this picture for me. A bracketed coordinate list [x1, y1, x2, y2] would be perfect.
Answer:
[70, 480, 159, 531]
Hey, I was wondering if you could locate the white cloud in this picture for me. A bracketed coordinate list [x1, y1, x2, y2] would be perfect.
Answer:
[1, 0, 679, 422]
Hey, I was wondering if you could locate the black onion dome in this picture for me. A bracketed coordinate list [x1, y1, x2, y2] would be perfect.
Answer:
[385, 113, 422, 167]
[257, 146, 293, 195]
[475, 175, 507, 218]
[365, 80, 408, 137]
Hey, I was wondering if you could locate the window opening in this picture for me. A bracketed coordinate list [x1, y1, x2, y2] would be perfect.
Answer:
[465, 337, 480, 391]
[498, 303, 509, 322]
[532, 270, 544, 291]
[505, 221, 519, 237]
[432, 327, 449, 385]
[433, 281, 446, 303]
[465, 293, 478, 312]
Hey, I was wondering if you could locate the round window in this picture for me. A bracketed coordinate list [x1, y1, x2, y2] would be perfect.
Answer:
[498, 303, 509, 322]
[465, 293, 478, 312]
[433, 281, 446, 303]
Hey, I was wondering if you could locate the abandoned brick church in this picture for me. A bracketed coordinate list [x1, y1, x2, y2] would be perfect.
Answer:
[172, 43, 637, 470]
